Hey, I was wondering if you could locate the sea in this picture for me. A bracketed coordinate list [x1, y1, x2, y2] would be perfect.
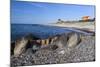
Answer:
[11, 24, 73, 41]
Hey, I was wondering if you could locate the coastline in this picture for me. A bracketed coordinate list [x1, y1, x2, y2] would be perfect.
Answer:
[11, 22, 95, 66]
[49, 22, 95, 32]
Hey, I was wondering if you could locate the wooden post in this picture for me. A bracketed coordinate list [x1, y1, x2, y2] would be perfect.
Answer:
[41, 40, 45, 45]
[46, 39, 49, 45]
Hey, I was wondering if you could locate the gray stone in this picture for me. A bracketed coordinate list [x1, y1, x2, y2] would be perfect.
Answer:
[11, 35, 95, 67]
[14, 37, 28, 57]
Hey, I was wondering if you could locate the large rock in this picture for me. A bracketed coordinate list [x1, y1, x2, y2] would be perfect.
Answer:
[11, 35, 95, 67]
[13, 32, 81, 57]
[67, 32, 81, 48]
[30, 41, 41, 53]
[13, 34, 41, 57]
[14, 37, 28, 57]
[51, 32, 81, 54]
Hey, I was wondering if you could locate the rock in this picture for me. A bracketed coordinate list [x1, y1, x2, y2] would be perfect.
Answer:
[13, 33, 40, 57]
[14, 37, 28, 57]
[11, 34, 95, 67]
[11, 41, 15, 55]
[32, 44, 41, 53]
[51, 32, 81, 54]
[67, 32, 81, 48]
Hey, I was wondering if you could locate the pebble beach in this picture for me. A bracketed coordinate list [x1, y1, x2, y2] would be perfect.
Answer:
[11, 35, 95, 67]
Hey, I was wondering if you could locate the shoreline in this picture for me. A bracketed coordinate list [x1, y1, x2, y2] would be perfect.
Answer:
[11, 23, 95, 66]
[11, 22, 95, 43]
[48, 22, 95, 32]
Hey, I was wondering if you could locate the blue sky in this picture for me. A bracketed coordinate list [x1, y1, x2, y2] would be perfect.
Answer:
[11, 0, 95, 24]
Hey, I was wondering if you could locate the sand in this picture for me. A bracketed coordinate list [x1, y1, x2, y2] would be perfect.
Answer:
[50, 22, 95, 32]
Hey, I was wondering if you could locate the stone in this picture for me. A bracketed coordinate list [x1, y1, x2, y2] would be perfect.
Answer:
[67, 32, 81, 48]
[50, 32, 81, 54]
[13, 33, 40, 57]
[14, 37, 28, 57]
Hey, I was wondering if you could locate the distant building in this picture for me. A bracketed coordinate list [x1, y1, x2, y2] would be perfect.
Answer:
[79, 16, 95, 22]
[82, 16, 90, 21]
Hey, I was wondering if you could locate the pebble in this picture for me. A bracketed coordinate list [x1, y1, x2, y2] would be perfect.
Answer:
[11, 36, 95, 67]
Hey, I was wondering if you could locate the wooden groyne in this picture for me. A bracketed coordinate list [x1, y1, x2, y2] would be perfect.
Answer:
[29, 36, 58, 46]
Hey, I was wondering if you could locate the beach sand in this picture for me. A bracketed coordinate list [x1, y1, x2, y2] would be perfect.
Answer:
[50, 22, 95, 32]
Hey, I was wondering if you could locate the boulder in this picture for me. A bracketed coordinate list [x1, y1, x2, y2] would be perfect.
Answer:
[30, 41, 41, 53]
[13, 34, 41, 57]
[14, 37, 28, 57]
[51, 32, 81, 54]
[67, 32, 81, 48]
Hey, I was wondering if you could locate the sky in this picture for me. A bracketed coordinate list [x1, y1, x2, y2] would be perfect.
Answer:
[11, 0, 95, 24]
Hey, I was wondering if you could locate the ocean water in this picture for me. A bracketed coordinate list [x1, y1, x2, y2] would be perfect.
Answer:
[11, 24, 73, 41]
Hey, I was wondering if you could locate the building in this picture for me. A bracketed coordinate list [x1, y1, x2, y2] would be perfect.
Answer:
[82, 16, 90, 21]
